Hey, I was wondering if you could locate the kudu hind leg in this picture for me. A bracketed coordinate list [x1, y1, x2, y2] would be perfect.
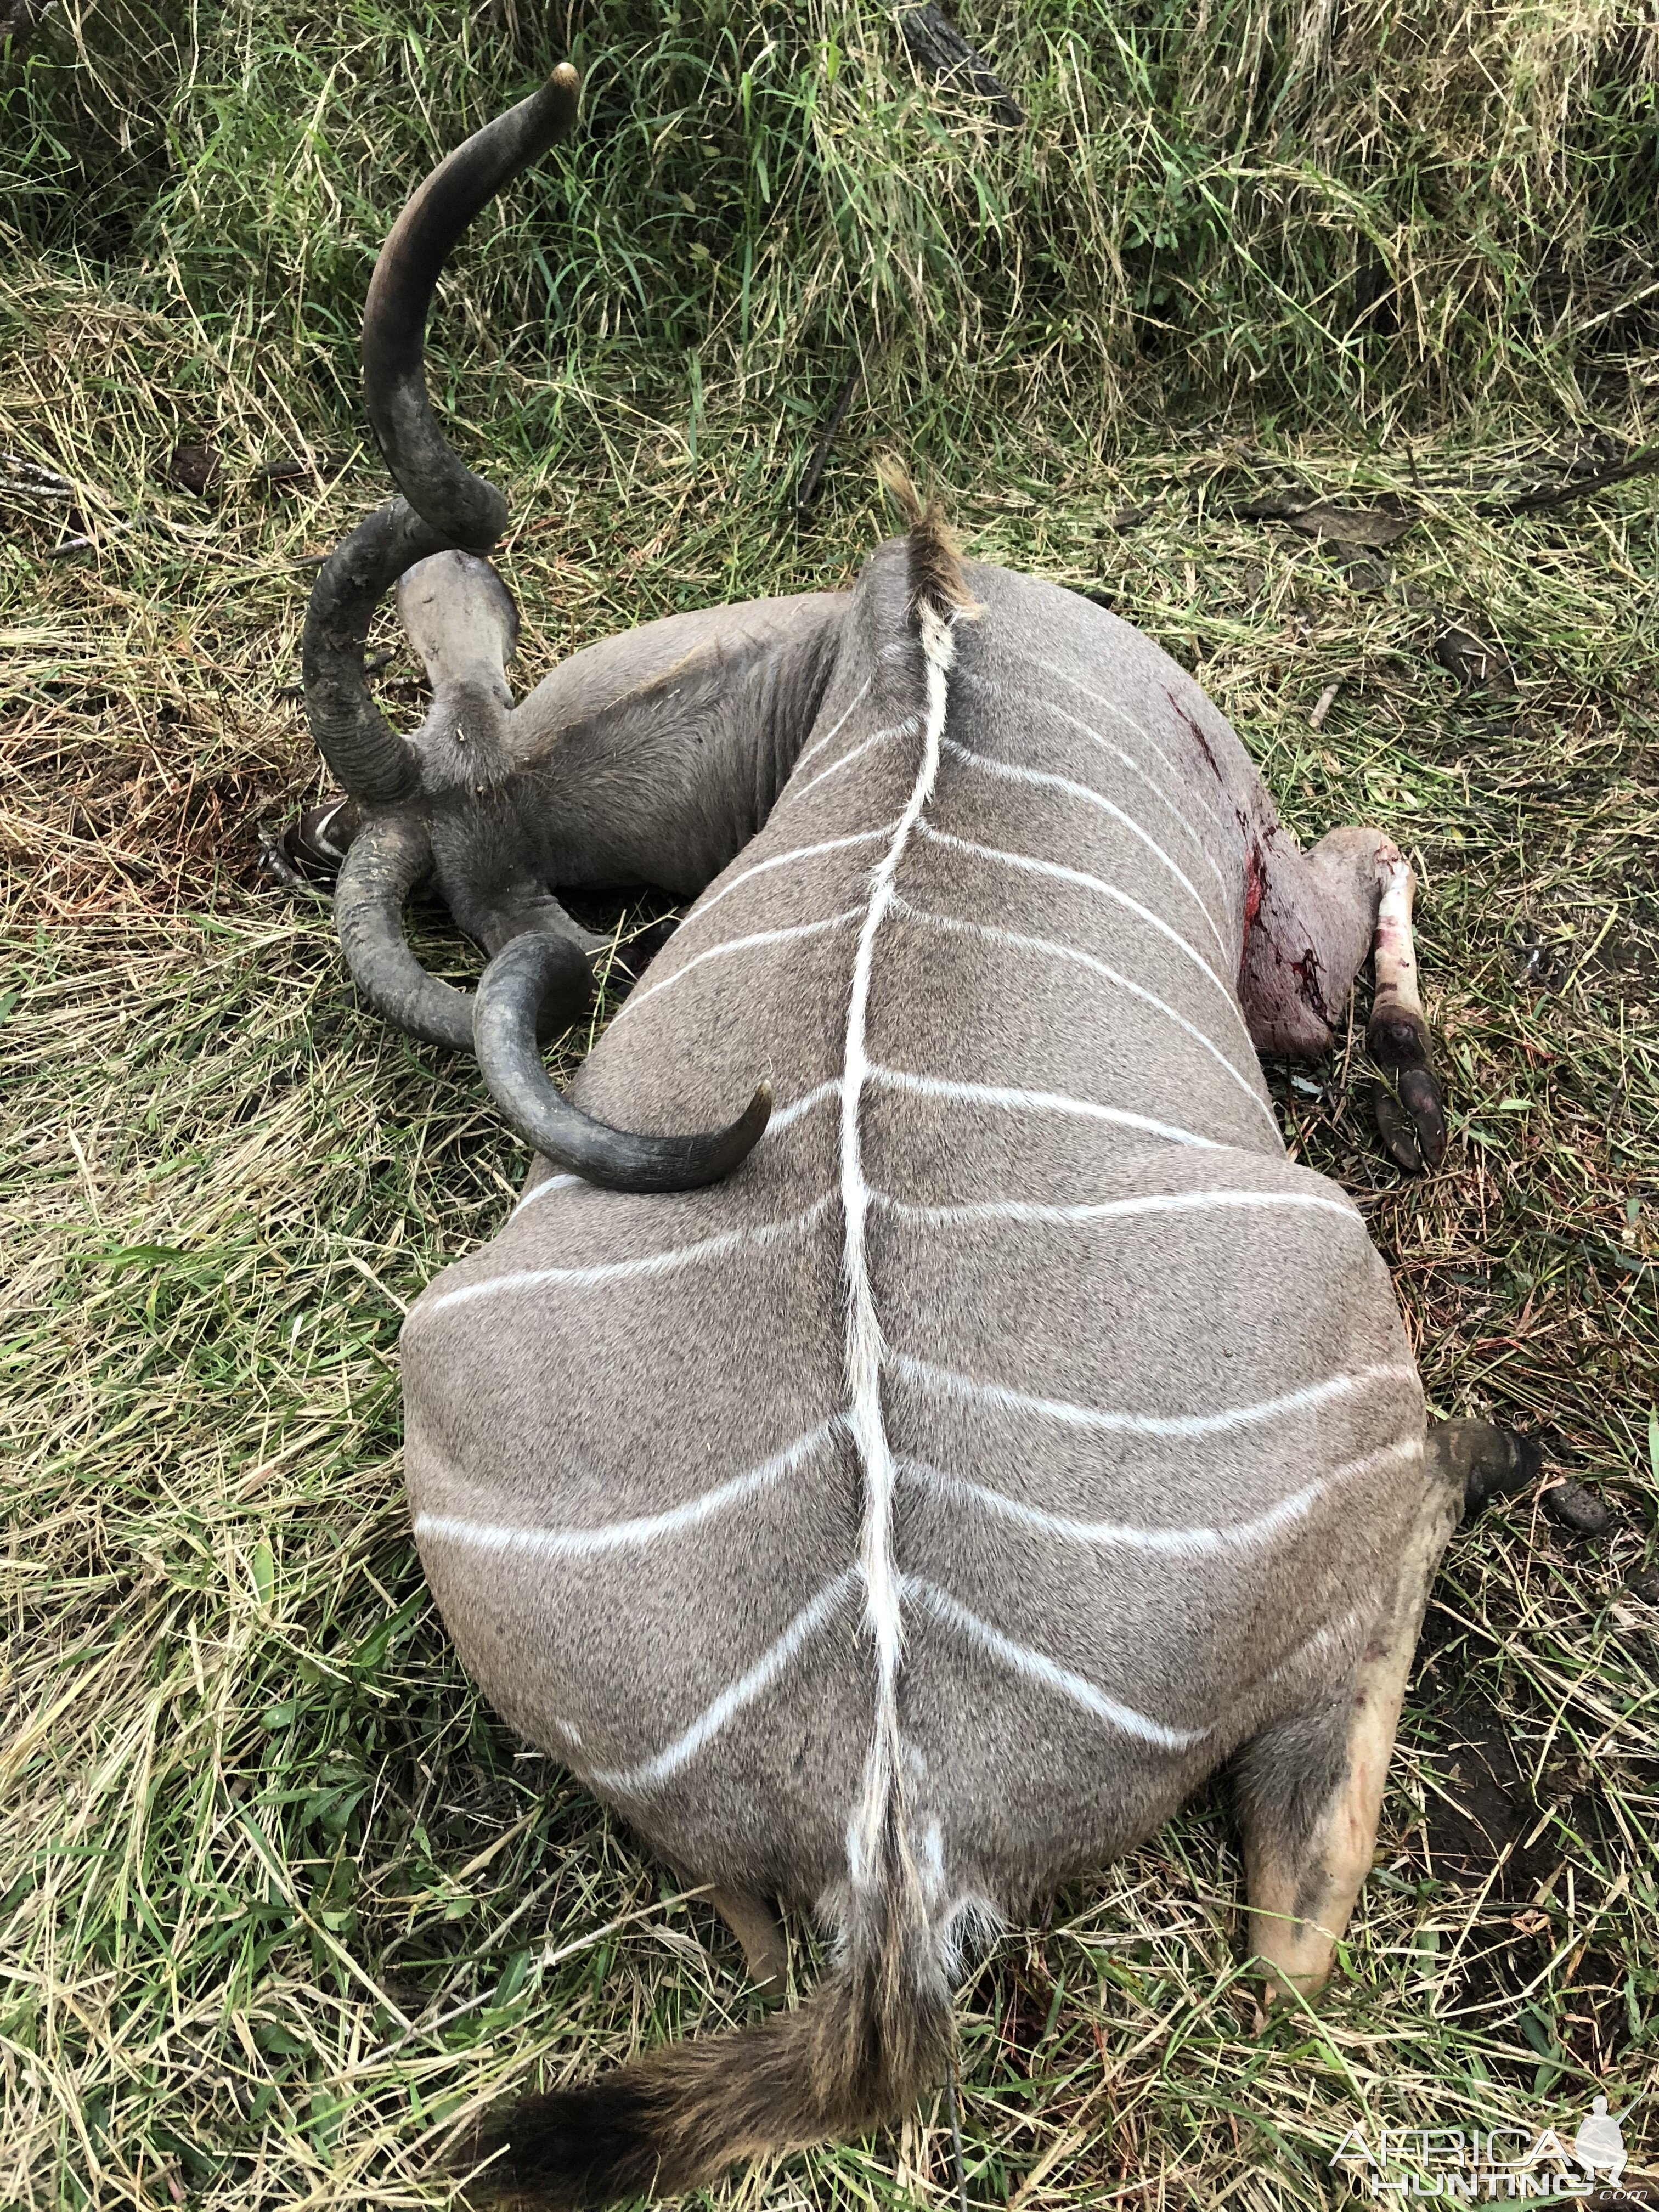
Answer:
[1237, 1429, 1469, 2000]
[707, 1886, 788, 1999]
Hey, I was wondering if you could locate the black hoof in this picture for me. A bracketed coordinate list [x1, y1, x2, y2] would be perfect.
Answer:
[1373, 1064, 1448, 1173]
[1464, 1428, 1545, 1515]
[1367, 1004, 1447, 1173]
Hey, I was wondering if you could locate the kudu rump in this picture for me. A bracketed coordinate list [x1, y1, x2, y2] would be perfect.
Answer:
[297, 67, 1533, 2210]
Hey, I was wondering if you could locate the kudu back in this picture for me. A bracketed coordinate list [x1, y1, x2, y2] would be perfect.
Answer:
[294, 70, 1535, 2212]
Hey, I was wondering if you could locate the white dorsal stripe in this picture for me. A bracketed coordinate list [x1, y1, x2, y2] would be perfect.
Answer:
[420, 1194, 832, 1314]
[590, 1570, 861, 1795]
[839, 607, 956, 1892]
[917, 822, 1250, 1035]
[901, 1437, 1420, 1556]
[512, 1171, 580, 1217]
[793, 716, 916, 802]
[684, 825, 896, 929]
[904, 1577, 1207, 1750]
[867, 1066, 1223, 1150]
[614, 910, 861, 1023]
[890, 898, 1272, 1126]
[943, 738, 1229, 953]
[1009, 647, 1236, 840]
[872, 1185, 1359, 1230]
[414, 1421, 841, 1561]
[892, 1354, 1417, 1437]
[957, 667, 1228, 894]
[792, 675, 874, 770]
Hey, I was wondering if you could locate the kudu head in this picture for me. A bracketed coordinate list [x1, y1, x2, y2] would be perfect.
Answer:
[301, 67, 770, 1192]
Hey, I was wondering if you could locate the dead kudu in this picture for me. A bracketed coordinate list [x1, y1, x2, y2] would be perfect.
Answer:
[295, 69, 1538, 2211]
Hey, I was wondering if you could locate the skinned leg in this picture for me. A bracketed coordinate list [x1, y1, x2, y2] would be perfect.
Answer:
[1240, 824, 1446, 1172]
[1366, 848, 1447, 1172]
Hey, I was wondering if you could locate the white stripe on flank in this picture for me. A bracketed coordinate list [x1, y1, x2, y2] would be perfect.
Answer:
[892, 1355, 1417, 1437]
[957, 668, 1228, 894]
[793, 717, 916, 802]
[1272, 1604, 1367, 1684]
[901, 1437, 1420, 1558]
[414, 1421, 841, 1562]
[421, 1195, 832, 1314]
[685, 826, 895, 928]
[590, 1570, 861, 1795]
[890, 898, 1272, 1126]
[872, 1184, 1359, 1231]
[766, 1079, 841, 1133]
[916, 822, 1250, 1036]
[512, 1171, 580, 1217]
[613, 910, 860, 1024]
[904, 1577, 1207, 1750]
[866, 1066, 1222, 1150]
[1009, 648, 1237, 840]
[840, 603, 956, 1891]
[943, 738, 1228, 952]
[792, 676, 874, 770]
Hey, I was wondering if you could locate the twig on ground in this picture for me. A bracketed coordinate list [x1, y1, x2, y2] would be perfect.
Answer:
[794, 365, 862, 515]
[891, 2, 1023, 126]
[1475, 443, 1659, 514]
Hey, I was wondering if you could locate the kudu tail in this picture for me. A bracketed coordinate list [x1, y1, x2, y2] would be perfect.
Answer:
[467, 1875, 951, 2209]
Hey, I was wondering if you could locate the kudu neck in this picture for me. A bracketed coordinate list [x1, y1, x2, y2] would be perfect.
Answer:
[526, 592, 849, 901]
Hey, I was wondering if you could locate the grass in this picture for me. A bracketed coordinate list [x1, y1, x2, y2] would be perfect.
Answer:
[3, 1, 1659, 2206]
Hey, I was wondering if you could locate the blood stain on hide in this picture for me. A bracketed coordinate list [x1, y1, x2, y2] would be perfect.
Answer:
[1292, 943, 1331, 1024]
[1165, 688, 1223, 779]
[1240, 842, 1267, 979]
[1243, 851, 1265, 934]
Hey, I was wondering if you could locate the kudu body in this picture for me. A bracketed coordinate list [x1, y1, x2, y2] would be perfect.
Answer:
[296, 70, 1534, 2211]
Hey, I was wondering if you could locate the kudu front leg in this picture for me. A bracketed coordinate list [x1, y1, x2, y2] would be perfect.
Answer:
[1248, 826, 1447, 1172]
[1235, 1420, 1537, 2001]
[1366, 845, 1447, 1174]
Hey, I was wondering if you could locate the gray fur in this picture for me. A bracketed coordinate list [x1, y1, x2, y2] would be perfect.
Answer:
[399, 538, 1426, 1944]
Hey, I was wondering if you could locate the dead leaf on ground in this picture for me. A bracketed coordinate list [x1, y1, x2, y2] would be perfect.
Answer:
[256, 454, 341, 490]
[167, 442, 222, 497]
[1236, 491, 1417, 549]
[1435, 625, 1518, 692]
